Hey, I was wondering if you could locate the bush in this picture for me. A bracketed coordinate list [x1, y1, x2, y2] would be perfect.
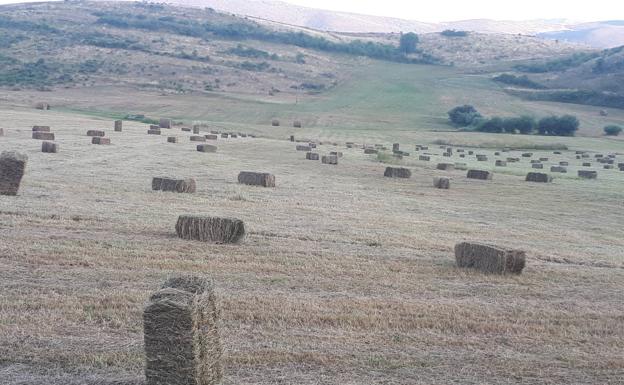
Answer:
[537, 115, 579, 136]
[440, 30, 468, 37]
[604, 125, 623, 136]
[493, 74, 545, 89]
[448, 105, 482, 127]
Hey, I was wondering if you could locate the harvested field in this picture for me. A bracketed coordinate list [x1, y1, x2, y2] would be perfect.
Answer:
[0, 107, 623, 385]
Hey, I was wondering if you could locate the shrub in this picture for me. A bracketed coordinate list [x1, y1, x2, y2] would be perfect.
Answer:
[537, 115, 579, 136]
[448, 105, 482, 127]
[603, 125, 623, 136]
[493, 74, 545, 89]
[440, 30, 468, 37]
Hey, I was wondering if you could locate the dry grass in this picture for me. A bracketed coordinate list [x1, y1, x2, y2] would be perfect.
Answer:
[0, 106, 623, 384]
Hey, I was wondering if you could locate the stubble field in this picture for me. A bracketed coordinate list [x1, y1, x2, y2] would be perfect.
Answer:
[1, 104, 623, 384]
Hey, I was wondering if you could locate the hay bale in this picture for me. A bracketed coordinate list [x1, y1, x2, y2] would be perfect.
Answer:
[271, 119, 280, 127]
[167, 137, 178, 143]
[532, 163, 544, 169]
[221, 133, 228, 138]
[148, 129, 161, 135]
[35, 102, 49, 110]
[364, 148, 378, 154]
[32, 125, 50, 132]
[230, 134, 238, 138]
[321, 155, 338, 165]
[329, 151, 343, 158]
[205, 134, 218, 140]
[150, 125, 160, 130]
[476, 155, 488, 161]
[456, 149, 464, 153]
[290, 135, 295, 142]
[296, 145, 311, 151]
[437, 163, 454, 171]
[159, 118, 172, 129]
[494, 151, 500, 156]
[468, 151, 474, 155]
[455, 242, 525, 274]
[550, 166, 567, 173]
[604, 164, 614, 169]
[419, 155, 430, 161]
[581, 154, 589, 158]
[152, 177, 196, 193]
[495, 160, 507, 167]
[293, 121, 302, 128]
[309, 143, 317, 149]
[92, 137, 110, 145]
[553, 151, 562, 154]
[582, 162, 592, 167]
[192, 127, 200, 134]
[506, 157, 519, 162]
[181, 127, 191, 132]
[87, 130, 105, 137]
[176, 215, 245, 243]
[190, 136, 206, 142]
[238, 171, 275, 187]
[530, 160, 541, 164]
[459, 154, 465, 158]
[0, 151, 27, 196]
[210, 130, 219, 134]
[575, 151, 585, 154]
[32, 132, 54, 140]
[392, 143, 400, 152]
[595, 154, 603, 158]
[41, 141, 58, 153]
[114, 120, 122, 132]
[306, 152, 319, 160]
[433, 176, 450, 189]
[522, 153, 533, 157]
[526, 172, 552, 182]
[144, 275, 222, 385]
[467, 170, 492, 180]
[197, 144, 217, 153]
[384, 167, 411, 178]
[559, 161, 569, 166]
[539, 157, 549, 162]
[578, 170, 598, 179]
[454, 162, 468, 170]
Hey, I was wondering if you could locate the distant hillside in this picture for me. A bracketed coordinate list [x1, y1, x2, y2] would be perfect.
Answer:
[155, 0, 622, 48]
[538, 21, 624, 49]
[494, 46, 624, 108]
[0, 1, 587, 97]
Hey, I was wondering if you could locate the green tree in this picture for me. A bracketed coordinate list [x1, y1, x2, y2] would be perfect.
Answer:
[604, 125, 623, 136]
[537, 115, 579, 136]
[399, 32, 419, 54]
[503, 116, 536, 134]
[448, 105, 482, 127]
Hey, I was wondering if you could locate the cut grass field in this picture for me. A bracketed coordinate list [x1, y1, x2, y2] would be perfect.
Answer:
[1, 104, 623, 384]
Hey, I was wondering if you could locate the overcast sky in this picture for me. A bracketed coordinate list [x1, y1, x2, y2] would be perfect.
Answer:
[281, 0, 620, 22]
[0, 0, 620, 22]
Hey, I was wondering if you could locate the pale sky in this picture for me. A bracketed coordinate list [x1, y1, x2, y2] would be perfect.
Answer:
[281, 0, 621, 22]
[0, 0, 621, 23]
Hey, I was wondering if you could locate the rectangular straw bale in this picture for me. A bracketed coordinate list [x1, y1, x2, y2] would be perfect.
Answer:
[237, 171, 275, 187]
[455, 242, 525, 274]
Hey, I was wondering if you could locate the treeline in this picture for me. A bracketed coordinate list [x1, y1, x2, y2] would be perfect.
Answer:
[492, 73, 545, 89]
[94, 12, 440, 64]
[447, 105, 580, 136]
[514, 52, 599, 73]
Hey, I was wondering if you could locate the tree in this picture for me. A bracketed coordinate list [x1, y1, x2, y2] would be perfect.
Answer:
[399, 32, 419, 54]
[477, 117, 504, 133]
[604, 125, 623, 136]
[503, 115, 536, 134]
[448, 105, 482, 127]
[537, 115, 579, 136]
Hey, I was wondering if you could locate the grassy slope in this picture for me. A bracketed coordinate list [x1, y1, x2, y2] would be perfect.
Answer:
[28, 58, 624, 141]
